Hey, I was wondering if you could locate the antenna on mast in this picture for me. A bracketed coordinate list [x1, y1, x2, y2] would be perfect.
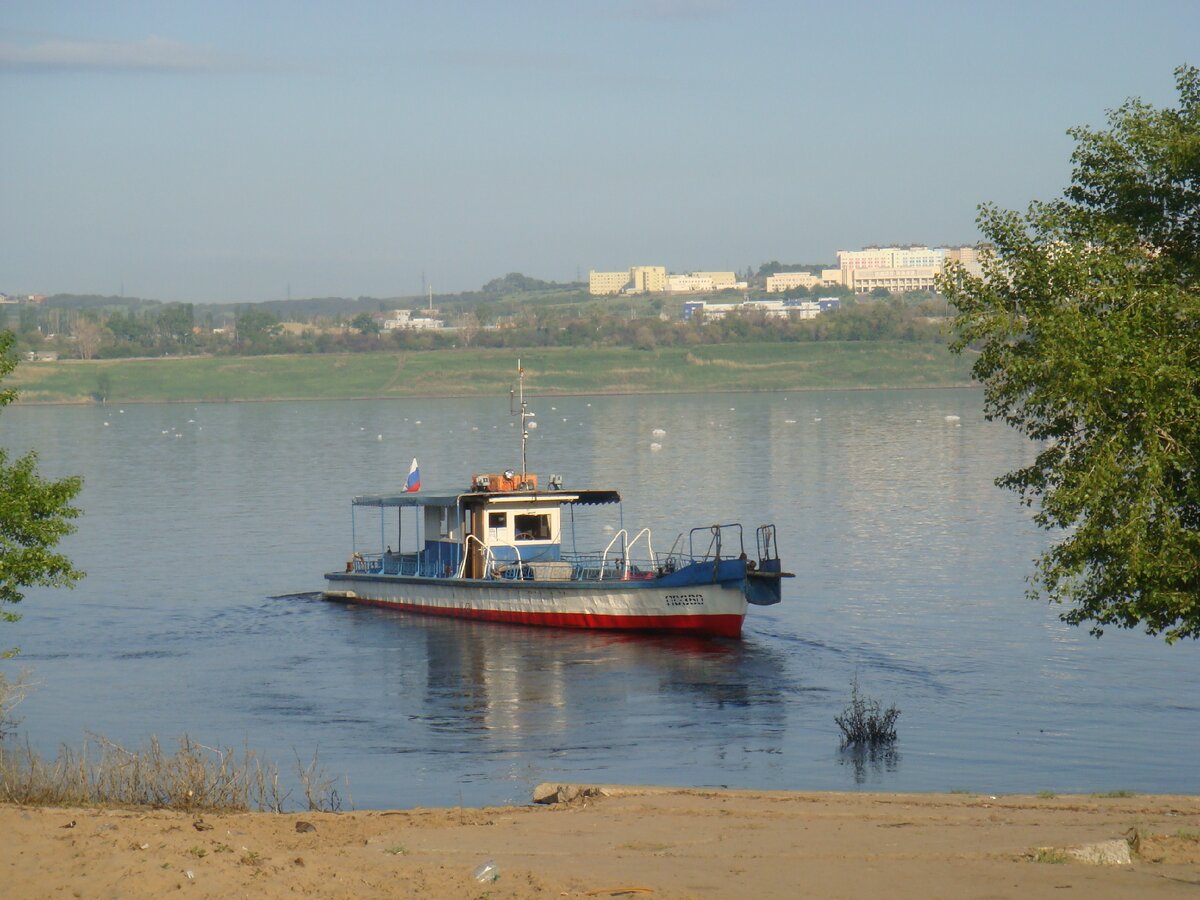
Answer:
[510, 359, 530, 481]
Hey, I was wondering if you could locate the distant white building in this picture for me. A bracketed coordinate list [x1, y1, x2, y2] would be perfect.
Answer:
[830, 245, 985, 294]
[382, 309, 412, 330]
[682, 297, 839, 322]
[382, 309, 443, 331]
[765, 271, 819, 292]
[666, 274, 715, 293]
[408, 316, 444, 331]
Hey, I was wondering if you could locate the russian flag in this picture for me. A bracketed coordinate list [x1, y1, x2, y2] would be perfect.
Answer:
[404, 458, 420, 493]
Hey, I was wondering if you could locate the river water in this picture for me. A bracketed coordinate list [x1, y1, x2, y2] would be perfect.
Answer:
[2, 388, 1197, 808]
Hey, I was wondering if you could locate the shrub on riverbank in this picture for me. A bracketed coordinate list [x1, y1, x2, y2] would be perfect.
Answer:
[835, 678, 900, 747]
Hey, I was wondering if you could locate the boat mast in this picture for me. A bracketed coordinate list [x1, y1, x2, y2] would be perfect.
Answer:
[512, 359, 530, 481]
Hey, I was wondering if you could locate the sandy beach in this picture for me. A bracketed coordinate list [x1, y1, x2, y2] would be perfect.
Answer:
[3, 786, 1199, 898]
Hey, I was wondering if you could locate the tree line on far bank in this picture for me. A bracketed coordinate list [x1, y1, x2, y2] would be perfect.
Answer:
[1, 290, 952, 360]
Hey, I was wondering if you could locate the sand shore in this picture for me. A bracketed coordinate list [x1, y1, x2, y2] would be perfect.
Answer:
[3, 786, 1199, 898]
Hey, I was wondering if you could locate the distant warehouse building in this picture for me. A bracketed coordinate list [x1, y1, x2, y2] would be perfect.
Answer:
[683, 297, 839, 321]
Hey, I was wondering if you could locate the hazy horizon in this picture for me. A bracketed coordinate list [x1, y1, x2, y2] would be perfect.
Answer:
[2, 1, 1196, 303]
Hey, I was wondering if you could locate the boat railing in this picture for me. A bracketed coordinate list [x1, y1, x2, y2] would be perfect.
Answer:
[458, 535, 490, 579]
[756, 524, 780, 562]
[688, 523, 745, 562]
[382, 551, 418, 576]
[489, 541, 528, 580]
[352, 552, 384, 574]
[598, 530, 629, 581]
[657, 532, 687, 573]
[559, 550, 658, 581]
[457, 536, 526, 579]
[625, 528, 656, 578]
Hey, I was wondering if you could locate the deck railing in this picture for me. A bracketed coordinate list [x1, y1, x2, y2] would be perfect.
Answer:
[349, 525, 749, 583]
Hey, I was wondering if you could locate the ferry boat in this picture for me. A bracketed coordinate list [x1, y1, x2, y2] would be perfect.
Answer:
[323, 368, 792, 638]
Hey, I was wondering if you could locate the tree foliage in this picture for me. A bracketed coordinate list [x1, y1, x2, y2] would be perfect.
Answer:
[480, 272, 580, 295]
[350, 312, 380, 335]
[0, 331, 84, 631]
[941, 65, 1200, 641]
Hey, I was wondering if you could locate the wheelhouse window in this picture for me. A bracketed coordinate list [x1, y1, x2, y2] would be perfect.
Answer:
[488, 512, 507, 529]
[513, 513, 551, 541]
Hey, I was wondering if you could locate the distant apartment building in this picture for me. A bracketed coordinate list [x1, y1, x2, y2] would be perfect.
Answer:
[588, 270, 632, 295]
[666, 274, 714, 293]
[587, 266, 669, 295]
[590, 267, 739, 295]
[942, 245, 986, 278]
[765, 271, 819, 292]
[629, 265, 667, 293]
[834, 246, 945, 294]
[595, 245, 985, 298]
[691, 271, 738, 290]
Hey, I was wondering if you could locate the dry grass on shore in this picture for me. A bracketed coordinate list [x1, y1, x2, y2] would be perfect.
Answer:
[0, 733, 341, 814]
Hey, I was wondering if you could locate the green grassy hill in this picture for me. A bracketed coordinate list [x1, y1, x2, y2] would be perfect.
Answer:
[9, 343, 977, 404]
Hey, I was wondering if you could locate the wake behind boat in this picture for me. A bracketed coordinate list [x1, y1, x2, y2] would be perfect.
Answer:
[322, 365, 792, 637]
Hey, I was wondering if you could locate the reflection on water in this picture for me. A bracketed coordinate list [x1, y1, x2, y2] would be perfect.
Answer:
[3, 389, 1199, 807]
[839, 745, 902, 786]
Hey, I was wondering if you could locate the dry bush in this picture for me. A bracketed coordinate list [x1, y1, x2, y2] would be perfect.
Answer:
[0, 734, 290, 812]
[0, 670, 32, 741]
[835, 677, 900, 747]
[296, 749, 345, 812]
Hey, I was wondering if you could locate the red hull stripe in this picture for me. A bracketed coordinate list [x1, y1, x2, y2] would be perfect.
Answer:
[338, 596, 744, 639]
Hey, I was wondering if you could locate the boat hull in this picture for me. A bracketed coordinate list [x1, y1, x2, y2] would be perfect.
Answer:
[322, 572, 748, 638]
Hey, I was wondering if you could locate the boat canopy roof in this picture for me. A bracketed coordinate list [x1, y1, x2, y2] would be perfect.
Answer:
[352, 489, 621, 509]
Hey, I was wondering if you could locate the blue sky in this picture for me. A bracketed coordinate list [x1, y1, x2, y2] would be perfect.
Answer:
[1, 1, 1196, 302]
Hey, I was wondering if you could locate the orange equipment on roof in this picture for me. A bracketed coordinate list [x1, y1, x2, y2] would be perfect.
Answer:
[473, 472, 538, 492]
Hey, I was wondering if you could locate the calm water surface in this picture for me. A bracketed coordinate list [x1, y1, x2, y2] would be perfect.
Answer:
[3, 389, 1198, 808]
